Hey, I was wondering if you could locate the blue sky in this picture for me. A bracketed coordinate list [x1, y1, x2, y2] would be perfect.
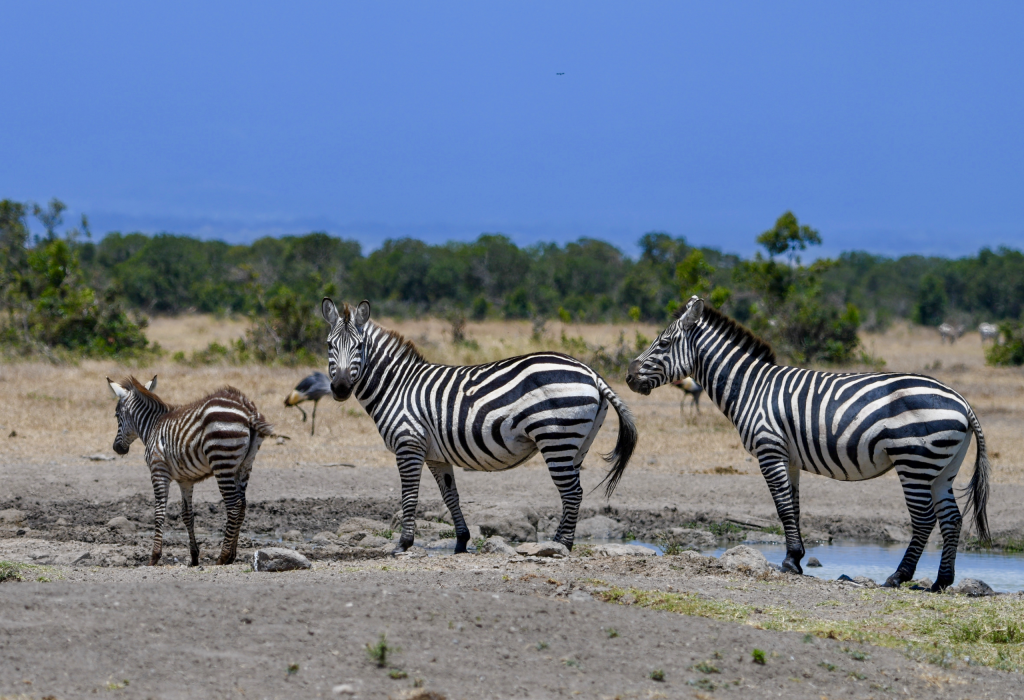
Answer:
[2, 2, 1022, 259]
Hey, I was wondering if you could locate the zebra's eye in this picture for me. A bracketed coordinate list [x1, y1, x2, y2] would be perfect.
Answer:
[659, 335, 671, 347]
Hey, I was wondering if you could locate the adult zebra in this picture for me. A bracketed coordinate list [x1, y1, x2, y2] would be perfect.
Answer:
[106, 376, 273, 566]
[321, 298, 637, 553]
[626, 297, 990, 590]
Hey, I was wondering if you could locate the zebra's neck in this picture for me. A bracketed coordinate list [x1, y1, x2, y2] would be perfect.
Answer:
[689, 317, 774, 423]
[129, 394, 172, 445]
[352, 322, 427, 407]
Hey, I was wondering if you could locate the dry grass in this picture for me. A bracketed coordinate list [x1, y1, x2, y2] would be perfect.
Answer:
[1, 316, 1021, 485]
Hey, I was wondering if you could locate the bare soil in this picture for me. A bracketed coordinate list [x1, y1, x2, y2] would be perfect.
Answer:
[2, 317, 1023, 698]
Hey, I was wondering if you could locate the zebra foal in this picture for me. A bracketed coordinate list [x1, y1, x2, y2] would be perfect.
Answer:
[322, 298, 638, 553]
[106, 376, 273, 566]
[627, 297, 990, 590]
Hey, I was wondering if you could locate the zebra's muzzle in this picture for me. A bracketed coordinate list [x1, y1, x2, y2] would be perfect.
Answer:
[113, 440, 129, 455]
[626, 361, 651, 395]
[331, 376, 353, 401]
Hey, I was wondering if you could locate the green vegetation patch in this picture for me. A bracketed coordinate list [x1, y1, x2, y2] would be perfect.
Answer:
[595, 585, 1024, 672]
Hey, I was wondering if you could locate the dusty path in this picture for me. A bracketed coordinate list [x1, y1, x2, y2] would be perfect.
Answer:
[2, 554, 1022, 699]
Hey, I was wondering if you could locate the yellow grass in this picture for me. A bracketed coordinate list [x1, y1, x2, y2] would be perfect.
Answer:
[1, 316, 1021, 484]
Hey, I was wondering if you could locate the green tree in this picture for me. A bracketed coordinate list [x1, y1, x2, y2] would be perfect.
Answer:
[912, 274, 948, 326]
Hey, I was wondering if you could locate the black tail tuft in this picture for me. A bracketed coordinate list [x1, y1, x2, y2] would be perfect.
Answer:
[595, 381, 638, 499]
[960, 409, 991, 544]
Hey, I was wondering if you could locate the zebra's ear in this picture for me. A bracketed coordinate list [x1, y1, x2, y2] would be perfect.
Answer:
[354, 300, 371, 327]
[678, 297, 704, 330]
[107, 378, 128, 400]
[145, 375, 157, 391]
[321, 298, 340, 326]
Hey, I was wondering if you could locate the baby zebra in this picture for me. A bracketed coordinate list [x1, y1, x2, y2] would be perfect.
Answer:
[106, 376, 273, 566]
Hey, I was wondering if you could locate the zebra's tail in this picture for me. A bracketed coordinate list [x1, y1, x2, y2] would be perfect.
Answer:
[960, 407, 991, 544]
[594, 378, 638, 499]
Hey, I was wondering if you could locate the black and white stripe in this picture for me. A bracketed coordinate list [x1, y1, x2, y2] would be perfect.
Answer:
[107, 375, 273, 566]
[322, 299, 638, 553]
[627, 296, 990, 590]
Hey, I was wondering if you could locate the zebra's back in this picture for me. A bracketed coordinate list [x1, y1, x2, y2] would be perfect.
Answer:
[150, 387, 271, 482]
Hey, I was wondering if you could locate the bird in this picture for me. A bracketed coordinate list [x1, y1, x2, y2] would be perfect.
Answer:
[671, 376, 702, 416]
[284, 371, 331, 435]
[556, 72, 565, 75]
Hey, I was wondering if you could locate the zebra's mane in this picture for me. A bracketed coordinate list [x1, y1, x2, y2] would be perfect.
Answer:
[375, 325, 426, 363]
[121, 376, 172, 410]
[675, 304, 777, 365]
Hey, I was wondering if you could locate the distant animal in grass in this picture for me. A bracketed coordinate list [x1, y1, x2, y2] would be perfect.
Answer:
[939, 323, 965, 344]
[284, 371, 331, 435]
[979, 323, 999, 344]
[671, 376, 702, 415]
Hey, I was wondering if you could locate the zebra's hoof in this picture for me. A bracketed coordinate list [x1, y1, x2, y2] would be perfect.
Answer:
[882, 573, 905, 588]
[781, 558, 802, 575]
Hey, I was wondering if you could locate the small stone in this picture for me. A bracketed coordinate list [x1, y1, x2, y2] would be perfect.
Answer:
[356, 535, 391, 548]
[852, 576, 877, 588]
[55, 517, 67, 526]
[515, 541, 570, 558]
[82, 454, 115, 461]
[0, 508, 26, 525]
[311, 531, 338, 543]
[567, 590, 593, 603]
[332, 683, 357, 695]
[389, 690, 447, 700]
[476, 505, 539, 543]
[337, 517, 387, 536]
[479, 536, 518, 556]
[252, 547, 311, 572]
[882, 525, 911, 543]
[949, 578, 995, 597]
[106, 516, 136, 533]
[281, 529, 303, 541]
[718, 545, 772, 574]
[803, 531, 833, 543]
[590, 543, 654, 557]
[665, 528, 716, 550]
[55, 550, 92, 566]
[806, 556, 822, 567]
[574, 515, 624, 540]
[913, 578, 934, 590]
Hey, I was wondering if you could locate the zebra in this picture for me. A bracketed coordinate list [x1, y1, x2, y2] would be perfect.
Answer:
[626, 296, 990, 590]
[106, 376, 273, 566]
[671, 376, 702, 415]
[938, 323, 965, 344]
[978, 323, 999, 344]
[321, 298, 638, 554]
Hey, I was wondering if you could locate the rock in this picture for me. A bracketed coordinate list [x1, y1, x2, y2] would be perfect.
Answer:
[515, 541, 569, 558]
[389, 690, 447, 700]
[806, 556, 822, 567]
[718, 545, 772, 574]
[106, 516, 136, 533]
[55, 517, 67, 526]
[355, 535, 391, 548]
[665, 528, 716, 550]
[590, 543, 654, 557]
[311, 531, 338, 543]
[476, 506, 538, 543]
[949, 578, 995, 597]
[252, 547, 311, 572]
[281, 529, 303, 541]
[337, 517, 387, 536]
[742, 531, 784, 545]
[912, 578, 934, 590]
[853, 576, 877, 588]
[574, 515, 624, 540]
[0, 508, 26, 525]
[332, 684, 357, 695]
[882, 525, 911, 543]
[82, 454, 115, 461]
[55, 550, 92, 566]
[567, 590, 593, 603]
[479, 536, 518, 556]
[671, 550, 712, 564]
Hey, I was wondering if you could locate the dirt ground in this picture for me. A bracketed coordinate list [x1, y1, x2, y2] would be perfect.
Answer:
[2, 316, 1024, 698]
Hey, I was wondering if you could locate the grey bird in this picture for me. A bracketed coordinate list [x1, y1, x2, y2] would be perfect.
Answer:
[284, 371, 331, 435]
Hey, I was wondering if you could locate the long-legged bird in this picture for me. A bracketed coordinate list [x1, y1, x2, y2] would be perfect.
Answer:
[285, 371, 331, 435]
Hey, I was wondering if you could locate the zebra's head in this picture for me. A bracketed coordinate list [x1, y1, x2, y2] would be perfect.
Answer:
[106, 375, 158, 454]
[321, 298, 372, 402]
[626, 296, 704, 395]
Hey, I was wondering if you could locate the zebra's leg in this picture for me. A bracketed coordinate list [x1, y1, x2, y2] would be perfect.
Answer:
[149, 470, 170, 566]
[427, 462, 471, 554]
[394, 448, 426, 554]
[884, 465, 937, 588]
[547, 400, 608, 550]
[179, 481, 200, 566]
[549, 464, 583, 550]
[930, 437, 971, 591]
[758, 457, 805, 574]
[214, 468, 246, 565]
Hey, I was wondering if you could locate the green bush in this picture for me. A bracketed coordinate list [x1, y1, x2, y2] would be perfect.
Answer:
[986, 322, 1024, 366]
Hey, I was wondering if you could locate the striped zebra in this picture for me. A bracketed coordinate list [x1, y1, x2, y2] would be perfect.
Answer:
[938, 323, 965, 344]
[106, 376, 273, 566]
[321, 298, 638, 553]
[626, 297, 990, 590]
[978, 323, 999, 344]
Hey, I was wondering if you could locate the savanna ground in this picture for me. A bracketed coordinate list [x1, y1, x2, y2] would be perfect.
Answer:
[1, 316, 1023, 699]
